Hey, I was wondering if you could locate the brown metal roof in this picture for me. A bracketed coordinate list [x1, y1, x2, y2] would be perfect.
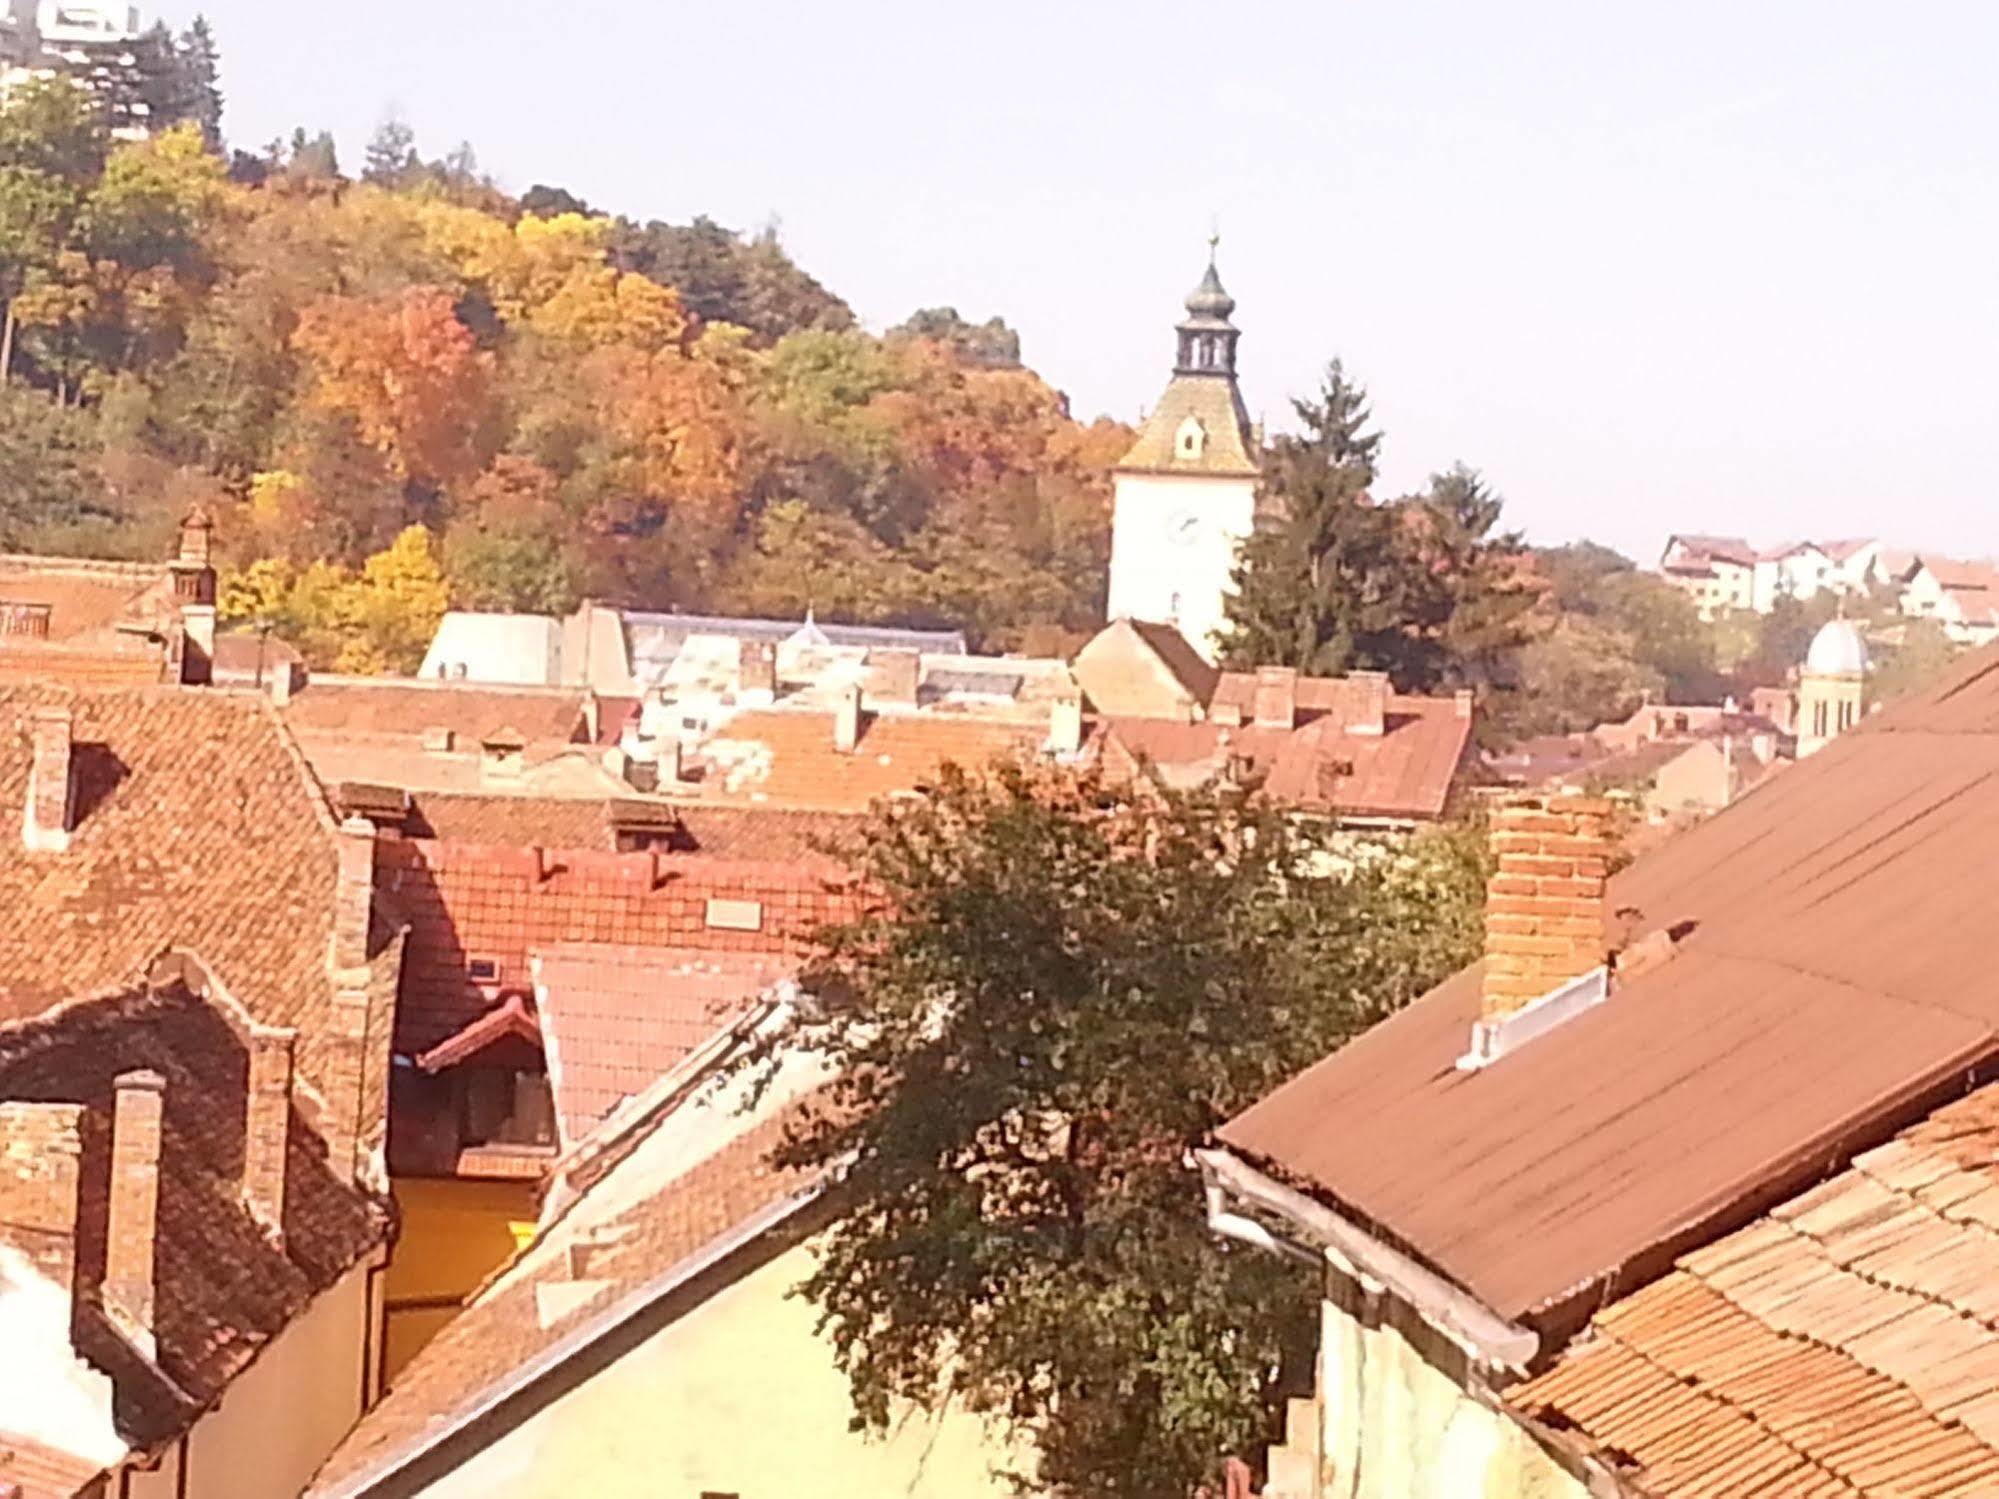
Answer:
[1219, 648, 1999, 1333]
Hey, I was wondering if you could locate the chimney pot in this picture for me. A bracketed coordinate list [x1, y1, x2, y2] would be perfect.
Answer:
[833, 685, 863, 754]
[243, 1025, 295, 1245]
[105, 1069, 165, 1359]
[1253, 667, 1298, 731]
[1480, 791, 1613, 1024]
[738, 639, 777, 705]
[24, 705, 75, 852]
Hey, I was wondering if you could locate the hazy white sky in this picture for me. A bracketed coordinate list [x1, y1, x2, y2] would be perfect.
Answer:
[183, 0, 1996, 561]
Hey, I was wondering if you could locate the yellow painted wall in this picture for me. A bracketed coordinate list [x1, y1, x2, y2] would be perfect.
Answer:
[1266, 1274, 1582, 1499]
[416, 1234, 1030, 1498]
[384, 1175, 539, 1382]
[128, 1257, 378, 1499]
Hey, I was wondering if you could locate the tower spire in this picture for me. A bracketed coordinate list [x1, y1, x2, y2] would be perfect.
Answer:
[1176, 241, 1239, 377]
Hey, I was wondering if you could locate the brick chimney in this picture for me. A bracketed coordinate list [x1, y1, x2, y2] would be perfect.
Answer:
[1048, 694, 1084, 757]
[1253, 667, 1298, 730]
[833, 684, 863, 754]
[171, 508, 218, 687]
[24, 705, 75, 853]
[738, 639, 777, 705]
[331, 814, 375, 976]
[243, 1025, 295, 1246]
[1348, 671, 1389, 736]
[872, 649, 921, 709]
[0, 1100, 84, 1296]
[104, 1070, 165, 1359]
[1481, 793, 1612, 1021]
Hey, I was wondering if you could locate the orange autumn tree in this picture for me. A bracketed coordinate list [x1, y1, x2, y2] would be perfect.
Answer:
[292, 286, 497, 490]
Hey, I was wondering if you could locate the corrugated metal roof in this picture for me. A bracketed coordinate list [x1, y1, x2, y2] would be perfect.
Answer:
[1220, 648, 1999, 1331]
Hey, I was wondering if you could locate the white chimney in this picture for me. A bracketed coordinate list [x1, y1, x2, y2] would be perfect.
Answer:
[24, 705, 74, 852]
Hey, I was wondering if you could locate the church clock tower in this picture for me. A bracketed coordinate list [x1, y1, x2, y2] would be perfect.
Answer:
[1105, 249, 1260, 661]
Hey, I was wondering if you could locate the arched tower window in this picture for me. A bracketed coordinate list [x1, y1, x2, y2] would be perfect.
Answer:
[1176, 417, 1206, 459]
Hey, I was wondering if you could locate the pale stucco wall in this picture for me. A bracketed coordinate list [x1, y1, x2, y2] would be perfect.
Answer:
[414, 1233, 1027, 1499]
[1278, 1274, 1582, 1499]
[127, 1254, 380, 1499]
[1107, 471, 1258, 661]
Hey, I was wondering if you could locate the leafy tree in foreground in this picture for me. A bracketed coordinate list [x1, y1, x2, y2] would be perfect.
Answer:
[754, 761, 1488, 1496]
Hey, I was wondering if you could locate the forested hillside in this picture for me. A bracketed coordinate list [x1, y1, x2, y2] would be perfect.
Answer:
[0, 76, 1125, 670]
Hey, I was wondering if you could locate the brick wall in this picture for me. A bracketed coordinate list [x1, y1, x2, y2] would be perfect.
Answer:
[1482, 794, 1612, 1020]
[0, 1101, 85, 1292]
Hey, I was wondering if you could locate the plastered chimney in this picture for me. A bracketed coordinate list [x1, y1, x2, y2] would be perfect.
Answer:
[1048, 694, 1084, 757]
[1481, 793, 1612, 1021]
[24, 705, 75, 853]
[872, 649, 921, 709]
[1253, 667, 1297, 731]
[833, 684, 863, 754]
[0, 1100, 84, 1296]
[1347, 671, 1389, 736]
[243, 1025, 296, 1246]
[104, 1070, 165, 1360]
[738, 639, 777, 705]
[171, 509, 218, 687]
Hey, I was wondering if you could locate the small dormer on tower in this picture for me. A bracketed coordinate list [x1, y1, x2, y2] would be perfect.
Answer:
[1106, 245, 1263, 663]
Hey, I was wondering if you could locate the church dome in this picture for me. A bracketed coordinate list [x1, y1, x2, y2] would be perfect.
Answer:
[1184, 260, 1236, 320]
[1805, 619, 1869, 676]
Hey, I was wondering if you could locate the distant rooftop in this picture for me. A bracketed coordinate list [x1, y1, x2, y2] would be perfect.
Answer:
[624, 610, 966, 683]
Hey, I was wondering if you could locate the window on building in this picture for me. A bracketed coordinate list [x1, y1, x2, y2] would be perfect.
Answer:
[1176, 416, 1206, 458]
[467, 957, 500, 982]
[1814, 701, 1829, 737]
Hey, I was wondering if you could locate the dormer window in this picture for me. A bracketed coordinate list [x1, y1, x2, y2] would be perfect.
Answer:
[1176, 417, 1207, 459]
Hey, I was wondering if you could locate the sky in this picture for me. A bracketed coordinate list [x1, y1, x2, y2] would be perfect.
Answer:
[180, 0, 1998, 562]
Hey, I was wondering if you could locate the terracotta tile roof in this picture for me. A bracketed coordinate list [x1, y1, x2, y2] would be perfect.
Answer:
[1100, 693, 1472, 821]
[396, 793, 862, 867]
[0, 980, 386, 1457]
[693, 707, 1045, 813]
[534, 943, 794, 1145]
[280, 677, 589, 743]
[0, 1432, 105, 1499]
[1217, 645, 1999, 1340]
[0, 554, 174, 646]
[307, 1075, 838, 1498]
[0, 686, 367, 1101]
[1666, 534, 1757, 567]
[401, 792, 621, 849]
[376, 839, 860, 1055]
[1509, 1084, 1999, 1496]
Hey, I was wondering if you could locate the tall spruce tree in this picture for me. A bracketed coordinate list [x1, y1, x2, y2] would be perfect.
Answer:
[1220, 359, 1399, 674]
[176, 16, 224, 149]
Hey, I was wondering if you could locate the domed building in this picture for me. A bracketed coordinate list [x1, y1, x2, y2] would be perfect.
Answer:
[1798, 618, 1869, 756]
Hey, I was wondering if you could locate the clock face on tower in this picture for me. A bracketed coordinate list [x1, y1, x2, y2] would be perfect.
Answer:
[1167, 509, 1202, 546]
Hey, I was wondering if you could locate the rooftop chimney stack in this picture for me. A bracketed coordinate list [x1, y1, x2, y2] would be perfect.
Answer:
[1253, 667, 1298, 731]
[24, 705, 75, 853]
[1348, 671, 1389, 737]
[1048, 694, 1084, 757]
[104, 1070, 165, 1360]
[738, 639, 778, 706]
[331, 814, 375, 976]
[478, 729, 526, 784]
[872, 649, 922, 709]
[0, 1100, 85, 1297]
[1481, 792, 1612, 1022]
[833, 684, 863, 754]
[171, 508, 218, 687]
[243, 1025, 296, 1246]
